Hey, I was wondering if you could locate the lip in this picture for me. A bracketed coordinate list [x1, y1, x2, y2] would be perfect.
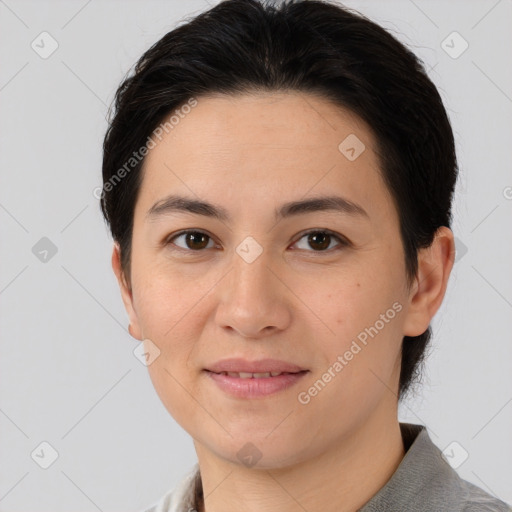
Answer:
[205, 358, 307, 374]
[204, 370, 309, 398]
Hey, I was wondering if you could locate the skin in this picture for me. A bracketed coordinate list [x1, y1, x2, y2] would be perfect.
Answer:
[112, 91, 455, 512]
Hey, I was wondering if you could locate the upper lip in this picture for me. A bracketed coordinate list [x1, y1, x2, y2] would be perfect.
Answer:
[205, 358, 307, 374]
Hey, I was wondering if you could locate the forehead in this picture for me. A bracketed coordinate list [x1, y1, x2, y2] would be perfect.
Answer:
[135, 91, 394, 223]
[160, 91, 374, 152]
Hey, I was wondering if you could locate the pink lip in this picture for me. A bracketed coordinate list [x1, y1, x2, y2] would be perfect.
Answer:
[204, 370, 309, 398]
[205, 357, 307, 374]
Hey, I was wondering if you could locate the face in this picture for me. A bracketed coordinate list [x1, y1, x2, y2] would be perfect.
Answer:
[113, 91, 441, 468]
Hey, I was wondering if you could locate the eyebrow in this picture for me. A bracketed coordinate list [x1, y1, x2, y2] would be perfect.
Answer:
[146, 194, 369, 223]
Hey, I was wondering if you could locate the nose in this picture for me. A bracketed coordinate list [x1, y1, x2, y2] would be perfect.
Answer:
[214, 247, 292, 339]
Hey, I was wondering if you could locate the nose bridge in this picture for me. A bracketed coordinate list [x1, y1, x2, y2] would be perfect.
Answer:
[215, 236, 290, 337]
[231, 238, 277, 306]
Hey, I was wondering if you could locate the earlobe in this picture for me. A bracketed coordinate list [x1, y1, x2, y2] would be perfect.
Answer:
[111, 242, 143, 341]
[402, 226, 455, 337]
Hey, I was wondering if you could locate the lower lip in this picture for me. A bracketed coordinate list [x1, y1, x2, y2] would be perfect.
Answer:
[204, 370, 309, 398]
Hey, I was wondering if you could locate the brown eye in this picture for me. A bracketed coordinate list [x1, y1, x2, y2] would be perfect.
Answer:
[166, 229, 348, 254]
[308, 232, 330, 251]
[168, 231, 214, 251]
[293, 230, 348, 252]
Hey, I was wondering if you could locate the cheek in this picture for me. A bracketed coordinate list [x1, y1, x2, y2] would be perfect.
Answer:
[137, 278, 203, 425]
[318, 267, 405, 379]
[131, 259, 197, 338]
[132, 280, 204, 419]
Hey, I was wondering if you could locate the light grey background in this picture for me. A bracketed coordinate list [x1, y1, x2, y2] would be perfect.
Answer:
[0, 0, 511, 510]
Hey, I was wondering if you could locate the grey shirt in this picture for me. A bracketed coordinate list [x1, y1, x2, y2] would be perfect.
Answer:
[144, 423, 511, 512]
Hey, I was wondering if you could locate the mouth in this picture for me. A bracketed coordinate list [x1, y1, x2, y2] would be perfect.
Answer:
[203, 369, 310, 398]
[205, 370, 307, 379]
[204, 357, 308, 375]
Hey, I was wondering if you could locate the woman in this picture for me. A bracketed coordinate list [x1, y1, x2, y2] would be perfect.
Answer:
[100, 0, 511, 510]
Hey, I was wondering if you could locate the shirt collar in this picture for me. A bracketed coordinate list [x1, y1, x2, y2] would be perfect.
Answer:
[359, 422, 463, 511]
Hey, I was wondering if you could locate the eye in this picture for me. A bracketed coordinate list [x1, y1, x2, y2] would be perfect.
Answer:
[165, 229, 349, 254]
[292, 229, 349, 253]
[167, 230, 216, 251]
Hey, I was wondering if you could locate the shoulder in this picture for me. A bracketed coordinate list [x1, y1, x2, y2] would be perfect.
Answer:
[141, 463, 200, 512]
[459, 478, 511, 512]
[360, 424, 511, 512]
[141, 488, 175, 512]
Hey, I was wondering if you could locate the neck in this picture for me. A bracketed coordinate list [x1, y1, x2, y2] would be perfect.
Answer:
[194, 406, 405, 512]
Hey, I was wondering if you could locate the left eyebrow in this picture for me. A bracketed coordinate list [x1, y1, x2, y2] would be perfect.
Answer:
[146, 194, 370, 223]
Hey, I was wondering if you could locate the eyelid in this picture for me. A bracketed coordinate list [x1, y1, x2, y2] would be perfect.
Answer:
[165, 228, 350, 253]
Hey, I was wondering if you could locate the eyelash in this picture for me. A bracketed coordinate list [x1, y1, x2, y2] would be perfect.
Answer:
[164, 229, 350, 255]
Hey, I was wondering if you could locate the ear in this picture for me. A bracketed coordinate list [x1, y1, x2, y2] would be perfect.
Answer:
[402, 226, 455, 337]
[111, 242, 143, 341]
